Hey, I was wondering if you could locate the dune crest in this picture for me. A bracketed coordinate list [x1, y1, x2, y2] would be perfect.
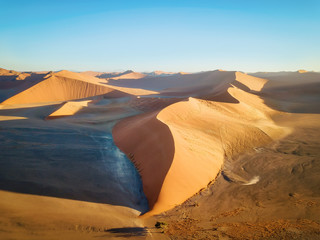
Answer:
[0, 68, 19, 76]
[235, 72, 267, 91]
[114, 72, 288, 216]
[149, 90, 284, 215]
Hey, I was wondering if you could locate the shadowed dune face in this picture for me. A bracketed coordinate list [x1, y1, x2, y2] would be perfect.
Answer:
[250, 71, 320, 88]
[261, 82, 320, 113]
[0, 71, 49, 102]
[0, 103, 148, 212]
[113, 111, 175, 210]
[0, 68, 150, 214]
[107, 70, 235, 93]
[250, 71, 320, 113]
[106, 70, 268, 98]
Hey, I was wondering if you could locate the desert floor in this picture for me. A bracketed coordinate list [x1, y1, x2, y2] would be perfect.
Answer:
[0, 68, 319, 239]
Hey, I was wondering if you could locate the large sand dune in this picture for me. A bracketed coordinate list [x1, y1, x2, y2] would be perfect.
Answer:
[1, 71, 127, 105]
[113, 71, 287, 215]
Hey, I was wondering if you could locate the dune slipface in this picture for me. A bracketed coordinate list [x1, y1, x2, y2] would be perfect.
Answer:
[113, 111, 175, 210]
[113, 72, 288, 216]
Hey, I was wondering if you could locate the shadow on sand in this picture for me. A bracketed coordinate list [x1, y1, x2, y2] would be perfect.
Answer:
[0, 103, 149, 213]
[101, 227, 148, 238]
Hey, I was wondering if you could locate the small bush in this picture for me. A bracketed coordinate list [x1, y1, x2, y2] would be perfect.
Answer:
[155, 221, 167, 229]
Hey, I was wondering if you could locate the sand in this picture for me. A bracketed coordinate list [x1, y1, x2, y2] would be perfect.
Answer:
[148, 113, 320, 239]
[46, 100, 92, 119]
[250, 70, 320, 89]
[0, 67, 319, 239]
[113, 72, 288, 216]
[1, 71, 124, 105]
[110, 71, 147, 80]
[82, 70, 147, 80]
[0, 190, 145, 240]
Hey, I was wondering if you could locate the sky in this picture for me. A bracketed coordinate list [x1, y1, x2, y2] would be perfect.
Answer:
[1, 0, 319, 72]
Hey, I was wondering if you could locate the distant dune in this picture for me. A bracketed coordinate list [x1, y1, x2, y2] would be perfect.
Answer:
[81, 70, 146, 80]
[250, 71, 320, 88]
[1, 70, 127, 105]
[110, 71, 147, 80]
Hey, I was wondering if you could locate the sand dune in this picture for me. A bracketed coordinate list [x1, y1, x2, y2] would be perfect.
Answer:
[81, 70, 105, 77]
[0, 190, 144, 240]
[250, 71, 320, 113]
[234, 72, 267, 91]
[250, 71, 320, 89]
[0, 70, 51, 102]
[82, 70, 147, 80]
[1, 67, 319, 239]
[114, 72, 287, 215]
[143, 71, 188, 77]
[0, 68, 49, 82]
[107, 70, 233, 94]
[152, 112, 320, 239]
[1, 71, 125, 105]
[145, 71, 177, 76]
[0, 68, 19, 76]
[110, 71, 147, 80]
[106, 70, 267, 97]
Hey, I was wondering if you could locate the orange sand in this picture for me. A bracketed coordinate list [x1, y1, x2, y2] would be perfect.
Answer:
[113, 71, 288, 215]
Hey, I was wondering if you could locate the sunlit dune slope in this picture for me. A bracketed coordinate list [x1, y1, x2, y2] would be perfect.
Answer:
[1, 70, 124, 105]
[46, 100, 92, 119]
[0, 68, 19, 76]
[113, 72, 287, 216]
[0, 190, 142, 240]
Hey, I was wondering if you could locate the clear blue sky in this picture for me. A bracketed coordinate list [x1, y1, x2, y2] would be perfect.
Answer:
[1, 0, 319, 72]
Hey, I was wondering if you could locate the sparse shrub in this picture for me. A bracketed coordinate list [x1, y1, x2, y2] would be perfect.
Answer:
[155, 221, 168, 229]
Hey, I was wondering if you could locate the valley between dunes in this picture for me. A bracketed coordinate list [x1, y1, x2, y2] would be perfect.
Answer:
[0, 68, 319, 239]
